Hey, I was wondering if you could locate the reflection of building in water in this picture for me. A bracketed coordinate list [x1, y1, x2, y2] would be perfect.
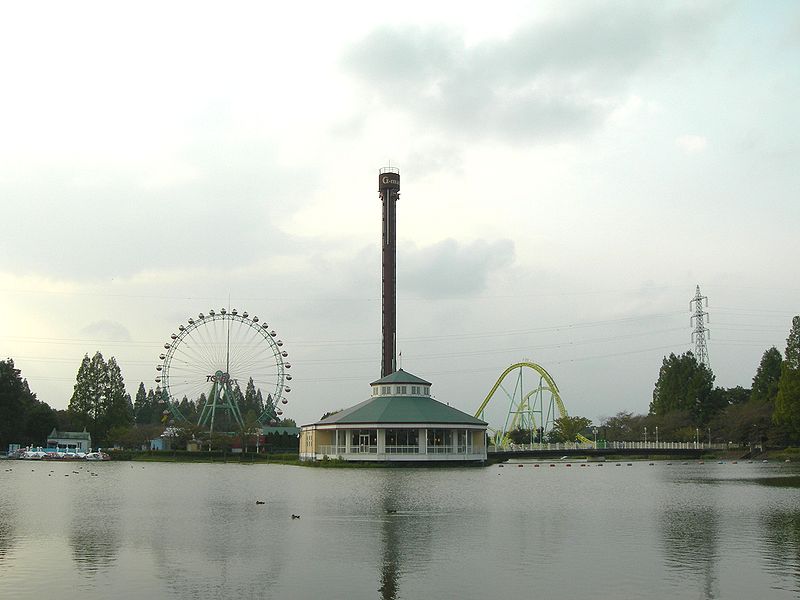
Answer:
[300, 168, 487, 462]
[660, 506, 719, 599]
[376, 474, 434, 600]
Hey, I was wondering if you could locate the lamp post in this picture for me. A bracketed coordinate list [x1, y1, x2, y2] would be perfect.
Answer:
[644, 427, 648, 446]
[655, 426, 659, 445]
[707, 427, 711, 447]
[592, 427, 598, 448]
[695, 428, 699, 448]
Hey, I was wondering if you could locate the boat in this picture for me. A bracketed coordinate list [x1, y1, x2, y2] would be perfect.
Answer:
[85, 452, 111, 461]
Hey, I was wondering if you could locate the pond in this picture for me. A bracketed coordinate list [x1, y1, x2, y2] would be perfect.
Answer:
[0, 459, 798, 599]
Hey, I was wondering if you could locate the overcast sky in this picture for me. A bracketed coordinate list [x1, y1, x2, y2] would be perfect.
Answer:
[2, 1, 799, 429]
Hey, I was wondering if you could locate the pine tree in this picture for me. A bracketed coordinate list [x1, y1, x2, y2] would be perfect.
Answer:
[244, 378, 258, 416]
[146, 389, 157, 424]
[134, 383, 150, 424]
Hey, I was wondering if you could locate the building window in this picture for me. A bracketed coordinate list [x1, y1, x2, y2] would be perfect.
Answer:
[385, 428, 419, 453]
[411, 386, 419, 394]
[381, 386, 390, 395]
[423, 386, 430, 396]
[397, 385, 407, 394]
[426, 428, 452, 453]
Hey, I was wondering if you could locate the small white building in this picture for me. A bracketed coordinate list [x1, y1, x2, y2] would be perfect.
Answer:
[300, 370, 487, 463]
[46, 428, 92, 452]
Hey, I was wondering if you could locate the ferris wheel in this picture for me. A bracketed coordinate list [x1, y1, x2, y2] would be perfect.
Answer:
[156, 308, 291, 431]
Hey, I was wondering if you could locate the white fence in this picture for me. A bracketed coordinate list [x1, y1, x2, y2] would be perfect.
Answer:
[497, 441, 728, 452]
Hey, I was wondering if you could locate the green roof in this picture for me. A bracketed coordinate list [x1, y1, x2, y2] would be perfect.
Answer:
[260, 426, 300, 435]
[310, 395, 486, 426]
[370, 369, 432, 386]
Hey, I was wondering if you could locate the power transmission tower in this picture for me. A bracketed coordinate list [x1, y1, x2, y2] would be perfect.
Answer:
[690, 285, 710, 368]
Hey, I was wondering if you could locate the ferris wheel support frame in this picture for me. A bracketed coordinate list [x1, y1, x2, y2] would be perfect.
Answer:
[196, 371, 246, 432]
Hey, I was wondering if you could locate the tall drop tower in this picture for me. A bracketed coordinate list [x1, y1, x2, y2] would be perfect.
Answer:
[690, 285, 711, 368]
[379, 167, 400, 377]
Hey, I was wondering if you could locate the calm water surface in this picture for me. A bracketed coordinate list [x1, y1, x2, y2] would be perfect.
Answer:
[0, 459, 799, 599]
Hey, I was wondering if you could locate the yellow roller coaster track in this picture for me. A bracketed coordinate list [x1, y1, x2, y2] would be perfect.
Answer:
[474, 362, 593, 445]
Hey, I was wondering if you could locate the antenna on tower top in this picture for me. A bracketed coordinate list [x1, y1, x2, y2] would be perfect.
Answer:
[690, 285, 711, 368]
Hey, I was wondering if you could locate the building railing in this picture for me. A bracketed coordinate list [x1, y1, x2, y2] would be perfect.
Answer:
[385, 445, 419, 454]
[316, 444, 477, 456]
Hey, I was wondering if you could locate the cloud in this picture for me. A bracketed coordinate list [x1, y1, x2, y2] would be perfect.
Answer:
[675, 134, 709, 154]
[400, 238, 515, 298]
[0, 133, 318, 280]
[79, 320, 132, 342]
[343, 3, 728, 142]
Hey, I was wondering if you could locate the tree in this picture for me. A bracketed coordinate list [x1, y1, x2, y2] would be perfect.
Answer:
[650, 352, 716, 425]
[178, 396, 197, 422]
[237, 410, 262, 453]
[600, 411, 647, 442]
[102, 357, 134, 434]
[68, 352, 108, 442]
[751, 347, 783, 405]
[0, 358, 57, 448]
[708, 385, 750, 410]
[243, 378, 259, 416]
[0, 359, 32, 447]
[68, 352, 133, 445]
[774, 316, 800, 441]
[133, 383, 151, 424]
[550, 415, 592, 443]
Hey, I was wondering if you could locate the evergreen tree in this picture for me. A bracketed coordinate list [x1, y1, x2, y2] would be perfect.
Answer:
[146, 388, 162, 425]
[751, 347, 783, 404]
[244, 378, 258, 416]
[774, 316, 800, 441]
[103, 357, 133, 433]
[178, 395, 194, 422]
[134, 382, 151, 424]
[650, 352, 716, 425]
[255, 389, 265, 416]
[68, 352, 109, 441]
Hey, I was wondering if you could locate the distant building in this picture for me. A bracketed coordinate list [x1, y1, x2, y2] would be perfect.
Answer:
[300, 369, 487, 463]
[46, 428, 92, 452]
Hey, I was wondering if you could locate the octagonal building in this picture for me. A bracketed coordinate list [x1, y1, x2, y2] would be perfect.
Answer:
[300, 369, 487, 463]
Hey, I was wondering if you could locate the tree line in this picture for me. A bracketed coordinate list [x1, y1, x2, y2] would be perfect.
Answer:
[4, 316, 800, 451]
[510, 316, 800, 446]
[0, 351, 295, 451]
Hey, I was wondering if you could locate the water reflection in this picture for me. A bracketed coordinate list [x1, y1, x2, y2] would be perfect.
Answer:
[0, 506, 15, 561]
[377, 474, 434, 600]
[760, 509, 800, 594]
[68, 483, 122, 572]
[660, 505, 720, 599]
[143, 483, 287, 598]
